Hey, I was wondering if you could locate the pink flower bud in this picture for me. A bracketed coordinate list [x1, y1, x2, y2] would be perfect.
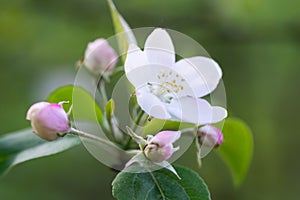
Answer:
[144, 131, 181, 163]
[26, 102, 69, 141]
[198, 125, 223, 148]
[84, 38, 118, 74]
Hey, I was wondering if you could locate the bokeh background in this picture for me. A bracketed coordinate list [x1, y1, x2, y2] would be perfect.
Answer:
[1, 0, 299, 199]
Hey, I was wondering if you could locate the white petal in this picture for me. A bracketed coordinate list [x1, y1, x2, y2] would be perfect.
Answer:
[126, 64, 173, 90]
[211, 106, 228, 123]
[136, 89, 171, 120]
[166, 97, 227, 125]
[174, 56, 222, 97]
[144, 28, 175, 67]
[125, 44, 159, 88]
[124, 44, 148, 73]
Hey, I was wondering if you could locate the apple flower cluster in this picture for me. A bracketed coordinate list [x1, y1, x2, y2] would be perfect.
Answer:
[26, 28, 226, 171]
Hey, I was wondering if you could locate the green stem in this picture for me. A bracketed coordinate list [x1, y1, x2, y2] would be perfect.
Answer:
[97, 78, 116, 141]
[133, 109, 145, 132]
[96, 78, 108, 109]
[124, 109, 145, 149]
[107, 119, 117, 142]
[69, 127, 117, 149]
[99, 79, 108, 103]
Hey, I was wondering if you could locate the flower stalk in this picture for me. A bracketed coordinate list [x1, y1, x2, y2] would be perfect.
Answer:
[69, 127, 118, 149]
[124, 109, 145, 149]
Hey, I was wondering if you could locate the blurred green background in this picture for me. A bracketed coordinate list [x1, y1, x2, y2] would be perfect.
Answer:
[1, 0, 299, 199]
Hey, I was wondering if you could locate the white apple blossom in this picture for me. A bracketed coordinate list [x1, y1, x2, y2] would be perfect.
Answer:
[124, 28, 227, 125]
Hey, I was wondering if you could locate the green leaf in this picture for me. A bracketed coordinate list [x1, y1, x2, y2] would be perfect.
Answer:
[217, 117, 253, 186]
[112, 164, 211, 200]
[107, 0, 136, 63]
[0, 128, 80, 176]
[47, 85, 73, 111]
[47, 85, 103, 125]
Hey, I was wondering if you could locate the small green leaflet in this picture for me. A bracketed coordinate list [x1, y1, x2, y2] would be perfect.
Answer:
[217, 117, 253, 186]
[47, 85, 104, 125]
[105, 99, 115, 123]
[107, 0, 137, 63]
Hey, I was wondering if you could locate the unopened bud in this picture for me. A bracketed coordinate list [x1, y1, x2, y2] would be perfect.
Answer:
[26, 102, 69, 141]
[198, 125, 223, 148]
[144, 131, 181, 163]
[84, 38, 118, 74]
